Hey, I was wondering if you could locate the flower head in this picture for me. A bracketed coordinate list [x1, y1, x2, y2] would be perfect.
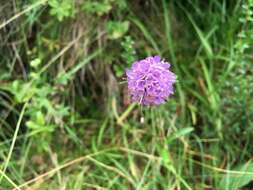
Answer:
[126, 55, 176, 105]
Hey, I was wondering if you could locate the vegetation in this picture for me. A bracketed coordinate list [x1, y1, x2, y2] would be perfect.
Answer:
[0, 0, 253, 189]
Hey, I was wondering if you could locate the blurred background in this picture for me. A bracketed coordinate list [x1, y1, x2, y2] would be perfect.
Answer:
[0, 0, 253, 189]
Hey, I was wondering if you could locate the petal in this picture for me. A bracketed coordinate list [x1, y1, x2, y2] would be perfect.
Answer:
[139, 60, 150, 72]
[126, 69, 134, 78]
[136, 80, 145, 90]
[153, 55, 161, 63]
[161, 63, 170, 69]
[132, 61, 139, 70]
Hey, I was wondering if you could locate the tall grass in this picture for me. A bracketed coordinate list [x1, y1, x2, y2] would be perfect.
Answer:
[0, 0, 253, 189]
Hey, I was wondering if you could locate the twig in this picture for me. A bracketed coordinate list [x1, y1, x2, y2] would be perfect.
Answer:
[0, 0, 48, 30]
[0, 102, 28, 183]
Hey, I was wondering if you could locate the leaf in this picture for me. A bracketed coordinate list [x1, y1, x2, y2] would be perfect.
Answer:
[183, 8, 215, 59]
[173, 127, 194, 139]
[160, 147, 171, 164]
[106, 21, 130, 39]
[219, 162, 253, 190]
[9, 80, 36, 103]
[26, 120, 39, 129]
[131, 18, 161, 54]
[48, 0, 75, 21]
[167, 127, 194, 143]
[30, 58, 41, 68]
[82, 1, 112, 16]
[36, 111, 45, 126]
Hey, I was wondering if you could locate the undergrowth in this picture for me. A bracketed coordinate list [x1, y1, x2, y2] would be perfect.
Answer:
[0, 0, 253, 189]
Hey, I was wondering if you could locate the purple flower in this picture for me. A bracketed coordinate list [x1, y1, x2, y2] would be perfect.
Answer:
[126, 55, 176, 105]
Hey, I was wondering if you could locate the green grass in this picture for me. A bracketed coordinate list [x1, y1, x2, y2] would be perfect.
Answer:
[0, 0, 253, 189]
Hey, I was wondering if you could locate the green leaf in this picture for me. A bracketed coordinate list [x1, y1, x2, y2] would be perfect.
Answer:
[82, 1, 112, 16]
[167, 127, 194, 143]
[30, 58, 41, 68]
[26, 120, 39, 129]
[131, 18, 161, 54]
[219, 162, 253, 190]
[173, 127, 194, 138]
[36, 111, 45, 126]
[106, 21, 130, 39]
[183, 9, 215, 59]
[9, 81, 36, 103]
[48, 0, 75, 21]
[161, 148, 171, 164]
